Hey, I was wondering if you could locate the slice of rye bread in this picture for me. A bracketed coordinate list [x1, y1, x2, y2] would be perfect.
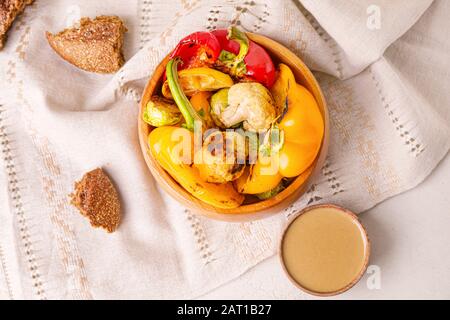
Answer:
[70, 168, 121, 233]
[0, 0, 34, 50]
[46, 15, 127, 74]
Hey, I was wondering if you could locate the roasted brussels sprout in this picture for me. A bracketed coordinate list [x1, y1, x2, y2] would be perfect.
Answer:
[143, 96, 182, 127]
[210, 88, 229, 128]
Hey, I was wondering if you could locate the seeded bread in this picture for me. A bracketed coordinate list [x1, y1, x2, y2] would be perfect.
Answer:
[0, 0, 34, 50]
[70, 168, 121, 233]
[46, 15, 127, 74]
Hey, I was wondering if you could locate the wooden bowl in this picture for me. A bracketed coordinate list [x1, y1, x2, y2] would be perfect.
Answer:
[138, 32, 329, 221]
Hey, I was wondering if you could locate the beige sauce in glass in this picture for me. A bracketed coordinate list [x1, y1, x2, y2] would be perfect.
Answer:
[281, 206, 368, 295]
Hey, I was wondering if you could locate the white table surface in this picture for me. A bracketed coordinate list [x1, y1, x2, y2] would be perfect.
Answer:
[199, 153, 450, 300]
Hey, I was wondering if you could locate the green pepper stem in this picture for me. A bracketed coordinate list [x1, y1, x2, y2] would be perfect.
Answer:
[166, 58, 203, 131]
[227, 26, 249, 66]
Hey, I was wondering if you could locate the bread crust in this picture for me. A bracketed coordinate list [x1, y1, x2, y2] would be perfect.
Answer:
[46, 15, 127, 74]
[70, 168, 121, 233]
[0, 0, 34, 49]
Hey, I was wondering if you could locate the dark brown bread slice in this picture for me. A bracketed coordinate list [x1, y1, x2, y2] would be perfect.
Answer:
[0, 0, 34, 50]
[46, 15, 127, 74]
[70, 168, 121, 233]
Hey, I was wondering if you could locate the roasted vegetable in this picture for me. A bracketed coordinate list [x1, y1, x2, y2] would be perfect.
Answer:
[193, 131, 246, 183]
[275, 65, 323, 177]
[148, 126, 244, 208]
[213, 26, 276, 88]
[165, 58, 203, 130]
[209, 88, 229, 128]
[255, 182, 285, 200]
[270, 63, 292, 117]
[210, 82, 276, 131]
[237, 160, 314, 196]
[162, 67, 234, 99]
[190, 91, 215, 128]
[169, 31, 221, 69]
[235, 154, 283, 194]
[143, 96, 182, 127]
[235, 64, 323, 194]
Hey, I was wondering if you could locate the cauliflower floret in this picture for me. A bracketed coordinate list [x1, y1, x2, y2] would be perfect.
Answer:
[211, 82, 276, 131]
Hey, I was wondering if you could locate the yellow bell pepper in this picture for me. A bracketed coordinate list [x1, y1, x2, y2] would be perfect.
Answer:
[190, 91, 215, 128]
[162, 67, 234, 99]
[148, 126, 244, 209]
[235, 154, 283, 194]
[236, 64, 324, 194]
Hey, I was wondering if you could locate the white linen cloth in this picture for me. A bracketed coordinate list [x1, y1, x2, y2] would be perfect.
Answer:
[0, 0, 449, 299]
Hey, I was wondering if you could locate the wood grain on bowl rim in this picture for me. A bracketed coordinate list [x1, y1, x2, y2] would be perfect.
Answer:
[138, 32, 329, 221]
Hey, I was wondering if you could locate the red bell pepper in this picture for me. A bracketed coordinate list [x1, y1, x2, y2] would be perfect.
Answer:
[212, 27, 276, 88]
[169, 31, 221, 69]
